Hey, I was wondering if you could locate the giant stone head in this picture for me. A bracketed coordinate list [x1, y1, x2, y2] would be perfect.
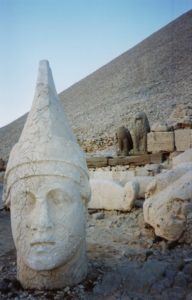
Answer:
[3, 60, 91, 289]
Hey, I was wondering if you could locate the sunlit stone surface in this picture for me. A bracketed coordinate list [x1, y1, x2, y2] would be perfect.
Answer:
[144, 155, 192, 242]
[3, 60, 91, 289]
[144, 171, 192, 242]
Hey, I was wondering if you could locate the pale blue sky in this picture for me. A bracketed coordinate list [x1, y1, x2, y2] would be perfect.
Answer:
[0, 0, 192, 127]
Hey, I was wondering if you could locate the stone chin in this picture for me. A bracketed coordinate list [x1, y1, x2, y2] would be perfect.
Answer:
[25, 243, 82, 271]
[23, 234, 84, 271]
[26, 254, 57, 271]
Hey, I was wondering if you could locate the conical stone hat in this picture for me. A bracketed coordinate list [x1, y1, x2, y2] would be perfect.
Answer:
[4, 60, 90, 206]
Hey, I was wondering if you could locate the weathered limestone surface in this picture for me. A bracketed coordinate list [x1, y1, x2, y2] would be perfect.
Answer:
[168, 103, 192, 129]
[172, 148, 192, 167]
[151, 122, 170, 132]
[124, 181, 139, 210]
[116, 126, 133, 156]
[144, 150, 192, 242]
[3, 61, 91, 289]
[132, 112, 150, 154]
[89, 170, 113, 181]
[147, 131, 174, 152]
[175, 129, 192, 151]
[145, 164, 192, 198]
[134, 176, 153, 198]
[122, 176, 153, 207]
[144, 171, 192, 241]
[89, 175, 153, 212]
[89, 170, 135, 186]
[87, 153, 163, 168]
[135, 164, 161, 176]
[89, 179, 138, 211]
[112, 170, 135, 185]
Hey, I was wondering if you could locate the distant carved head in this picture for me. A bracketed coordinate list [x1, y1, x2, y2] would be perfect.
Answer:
[3, 61, 91, 289]
[134, 112, 150, 131]
[116, 126, 133, 156]
[133, 112, 150, 154]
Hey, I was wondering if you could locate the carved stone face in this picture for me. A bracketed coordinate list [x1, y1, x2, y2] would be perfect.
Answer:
[10, 176, 85, 271]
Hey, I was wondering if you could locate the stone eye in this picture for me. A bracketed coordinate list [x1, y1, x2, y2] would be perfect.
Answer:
[25, 191, 36, 208]
[47, 189, 68, 205]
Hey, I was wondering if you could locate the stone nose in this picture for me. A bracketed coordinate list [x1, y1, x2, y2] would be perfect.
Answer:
[31, 198, 53, 231]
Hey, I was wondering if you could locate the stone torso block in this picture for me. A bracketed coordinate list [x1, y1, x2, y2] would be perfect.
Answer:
[88, 179, 138, 212]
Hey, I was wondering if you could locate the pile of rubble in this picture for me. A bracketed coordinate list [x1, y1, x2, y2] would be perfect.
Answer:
[88, 147, 192, 244]
[79, 136, 115, 153]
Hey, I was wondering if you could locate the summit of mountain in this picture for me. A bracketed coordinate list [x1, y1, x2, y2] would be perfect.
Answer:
[0, 10, 192, 159]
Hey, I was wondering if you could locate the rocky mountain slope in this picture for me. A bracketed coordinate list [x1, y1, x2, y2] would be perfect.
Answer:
[0, 10, 192, 160]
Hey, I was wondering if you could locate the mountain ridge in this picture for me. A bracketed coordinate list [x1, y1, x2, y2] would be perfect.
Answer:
[0, 10, 192, 159]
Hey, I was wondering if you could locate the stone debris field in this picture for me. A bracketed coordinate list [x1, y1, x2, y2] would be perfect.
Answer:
[1, 145, 192, 299]
[1, 201, 192, 299]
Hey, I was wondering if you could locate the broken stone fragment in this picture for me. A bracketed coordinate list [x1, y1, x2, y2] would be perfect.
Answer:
[172, 148, 192, 167]
[145, 163, 192, 198]
[132, 176, 153, 199]
[88, 179, 138, 211]
[144, 171, 192, 242]
[89, 169, 135, 185]
[88, 176, 153, 212]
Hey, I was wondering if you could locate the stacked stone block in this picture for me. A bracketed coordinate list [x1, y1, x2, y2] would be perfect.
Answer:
[175, 129, 192, 151]
[147, 119, 192, 153]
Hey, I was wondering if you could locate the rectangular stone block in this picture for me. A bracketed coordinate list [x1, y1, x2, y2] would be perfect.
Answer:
[147, 132, 174, 153]
[175, 129, 192, 151]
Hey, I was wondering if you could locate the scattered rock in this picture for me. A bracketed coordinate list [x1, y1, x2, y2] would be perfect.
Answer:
[144, 171, 192, 242]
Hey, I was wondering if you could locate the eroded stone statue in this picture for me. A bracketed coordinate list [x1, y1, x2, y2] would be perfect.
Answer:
[144, 171, 192, 242]
[144, 150, 192, 242]
[145, 163, 192, 198]
[3, 60, 91, 289]
[132, 112, 150, 154]
[116, 126, 133, 156]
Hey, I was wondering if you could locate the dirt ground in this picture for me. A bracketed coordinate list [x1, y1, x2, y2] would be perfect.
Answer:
[1, 202, 192, 299]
